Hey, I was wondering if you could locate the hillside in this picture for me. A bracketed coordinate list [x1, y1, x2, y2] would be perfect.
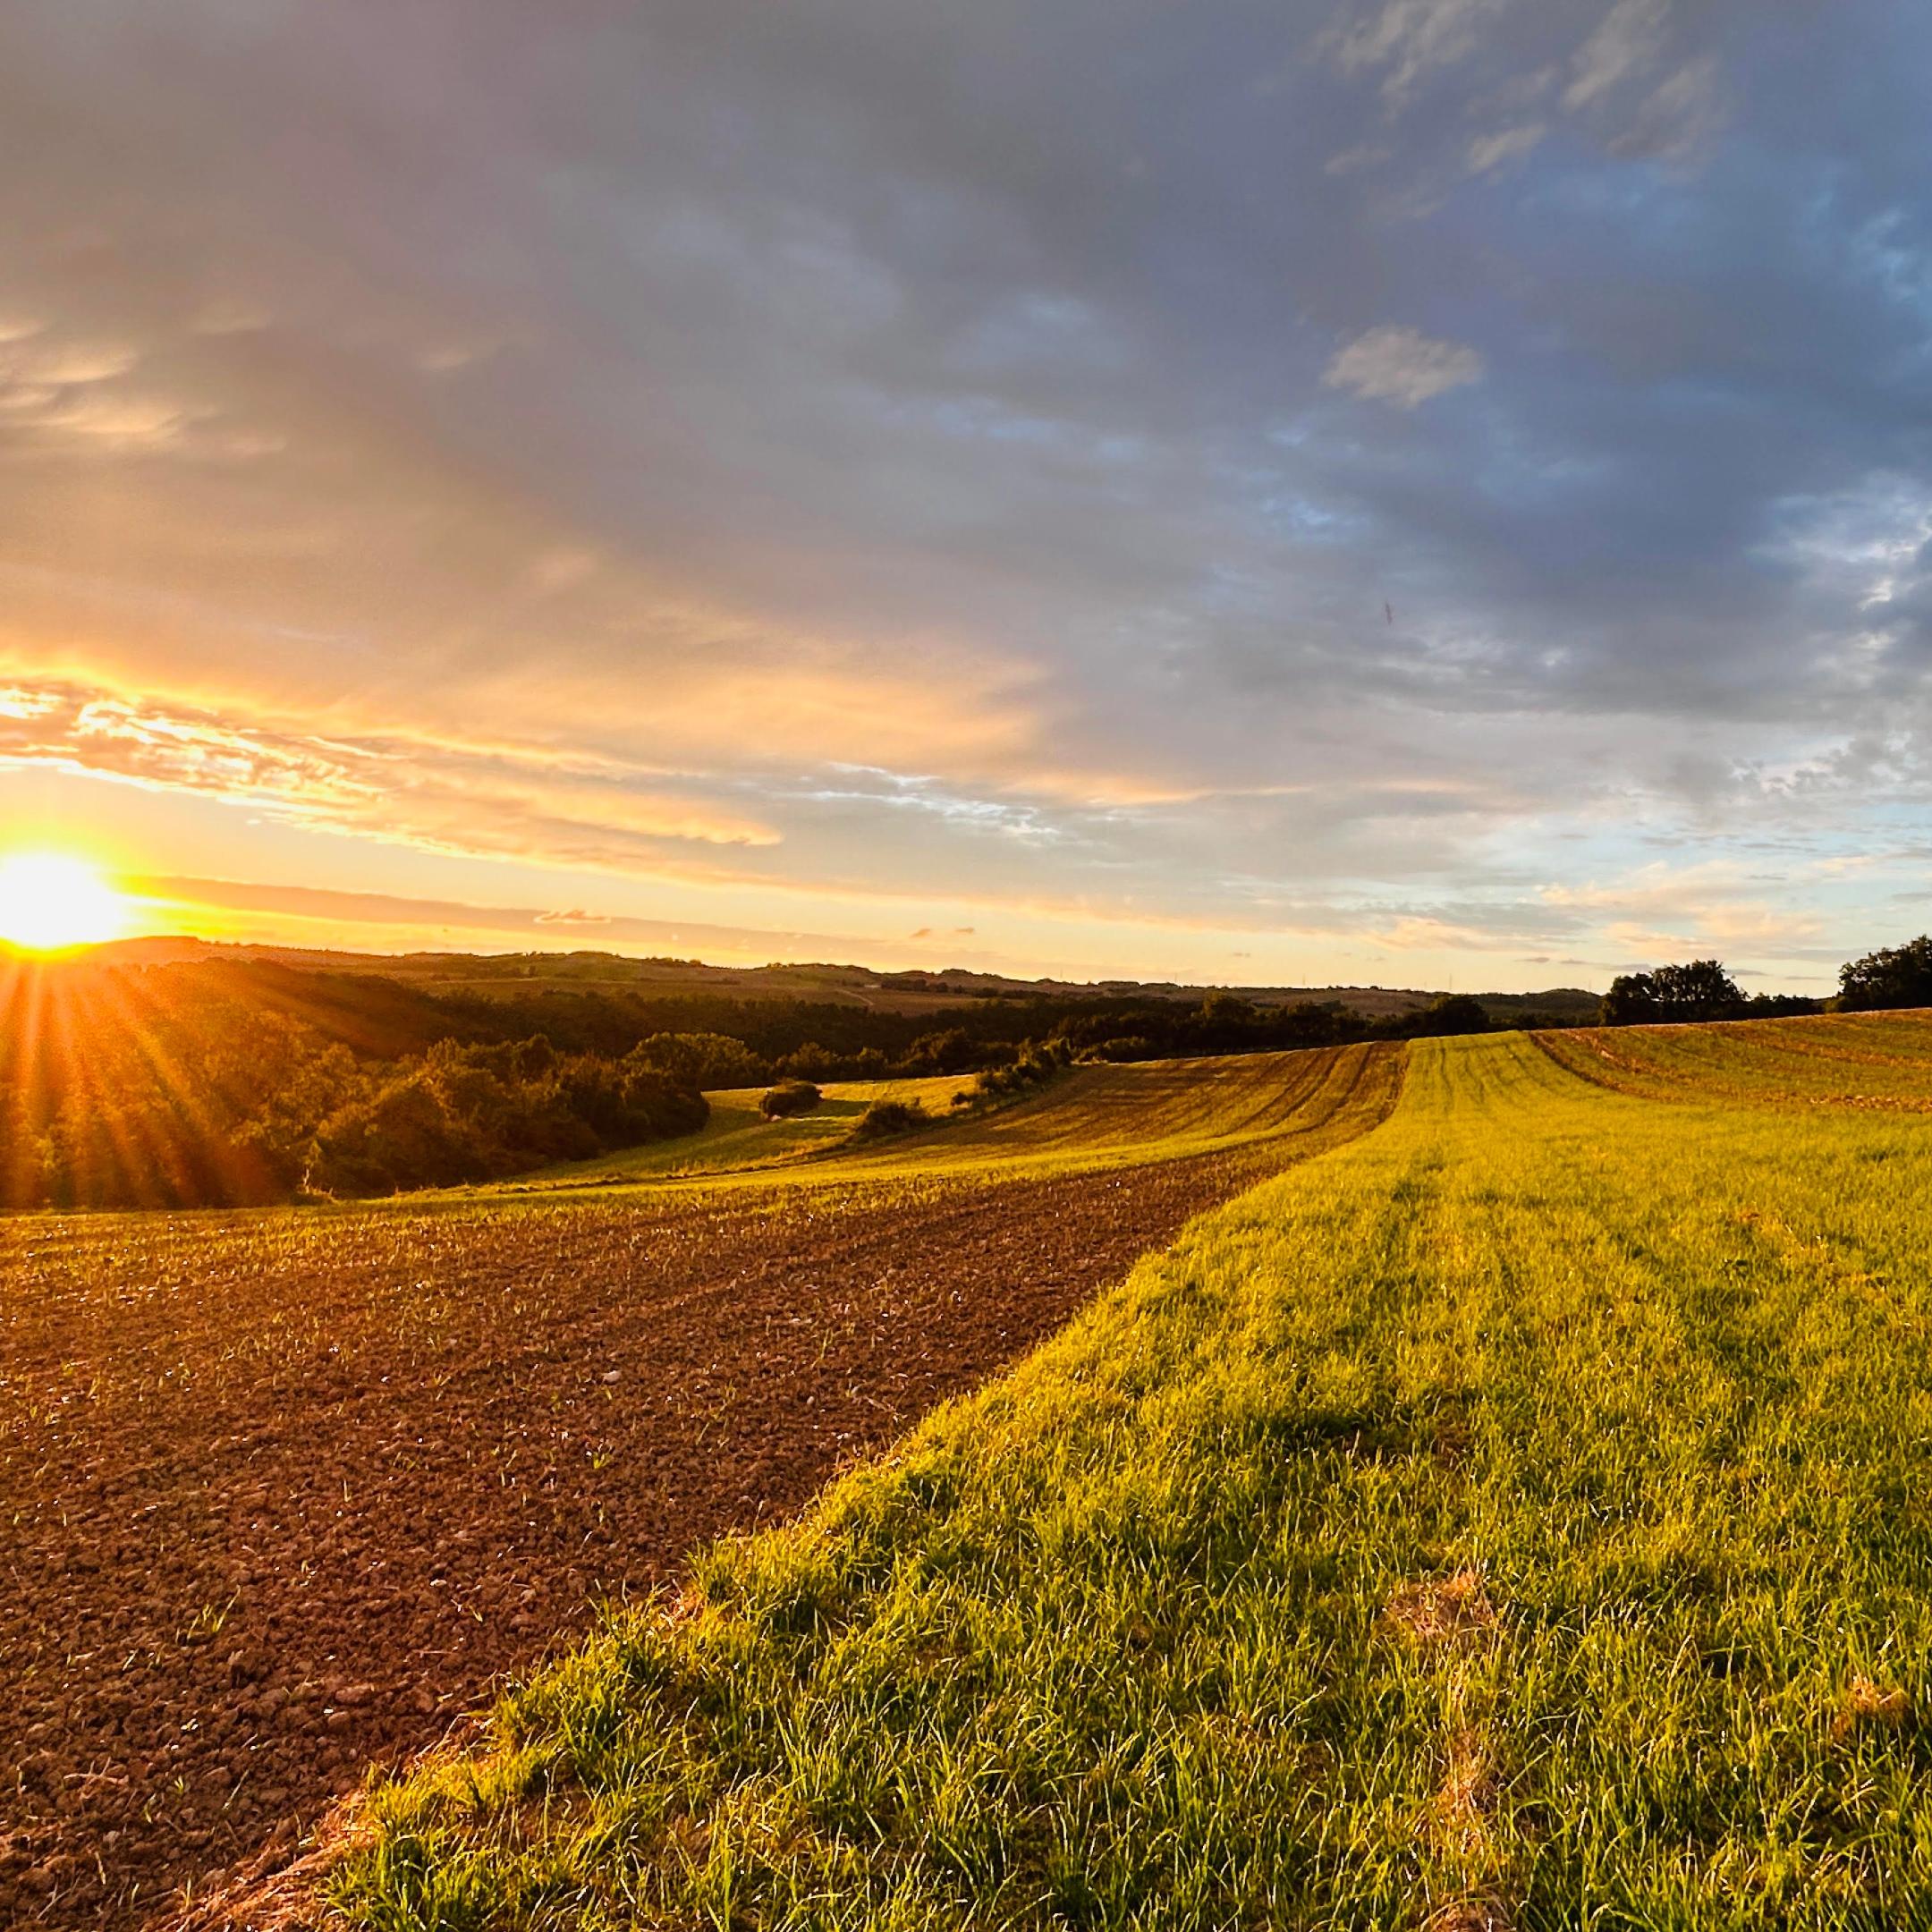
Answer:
[0, 947, 1583, 1208]
[85, 933, 1602, 1023]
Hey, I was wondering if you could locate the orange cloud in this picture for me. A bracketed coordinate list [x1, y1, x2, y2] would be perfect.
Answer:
[0, 674, 783, 876]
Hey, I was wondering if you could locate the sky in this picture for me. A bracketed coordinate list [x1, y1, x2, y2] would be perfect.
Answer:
[2, 0, 1930, 991]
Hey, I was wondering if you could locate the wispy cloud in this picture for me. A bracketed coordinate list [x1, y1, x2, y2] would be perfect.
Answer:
[1325, 325, 1484, 407]
[0, 674, 783, 874]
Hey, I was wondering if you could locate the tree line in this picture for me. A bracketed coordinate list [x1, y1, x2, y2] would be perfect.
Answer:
[10, 932, 1932, 1208]
[1599, 936, 1932, 1025]
[0, 964, 708, 1210]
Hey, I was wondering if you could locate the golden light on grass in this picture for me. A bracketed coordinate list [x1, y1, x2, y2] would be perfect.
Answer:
[0, 850, 130, 951]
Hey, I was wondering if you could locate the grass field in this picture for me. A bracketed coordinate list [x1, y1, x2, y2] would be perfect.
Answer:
[1533, 1009, 1932, 1111]
[333, 1020, 1932, 1930]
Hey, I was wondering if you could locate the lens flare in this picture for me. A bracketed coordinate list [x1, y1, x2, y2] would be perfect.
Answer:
[0, 852, 130, 951]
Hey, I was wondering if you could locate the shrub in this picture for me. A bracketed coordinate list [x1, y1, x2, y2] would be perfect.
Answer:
[850, 1098, 932, 1141]
[760, 1080, 822, 1120]
[970, 1039, 1071, 1100]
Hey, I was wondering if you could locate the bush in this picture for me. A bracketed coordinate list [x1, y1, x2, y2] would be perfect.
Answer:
[970, 1039, 1071, 1100]
[850, 1098, 932, 1141]
[760, 1080, 822, 1120]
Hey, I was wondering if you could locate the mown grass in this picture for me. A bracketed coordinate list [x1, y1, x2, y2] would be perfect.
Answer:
[332, 1025, 1932, 1929]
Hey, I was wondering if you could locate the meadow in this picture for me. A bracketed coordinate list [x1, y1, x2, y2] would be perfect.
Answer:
[333, 1019, 1932, 1931]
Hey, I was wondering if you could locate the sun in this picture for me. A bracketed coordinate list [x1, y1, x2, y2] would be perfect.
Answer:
[0, 851, 131, 952]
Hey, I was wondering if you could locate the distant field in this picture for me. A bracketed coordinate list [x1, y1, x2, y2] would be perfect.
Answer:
[337, 1017, 1932, 1930]
[509, 1046, 1396, 1196]
[512, 1075, 978, 1185]
[1536, 1007, 1932, 1110]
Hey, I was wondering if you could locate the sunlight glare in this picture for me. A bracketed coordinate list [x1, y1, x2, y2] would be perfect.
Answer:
[0, 852, 130, 951]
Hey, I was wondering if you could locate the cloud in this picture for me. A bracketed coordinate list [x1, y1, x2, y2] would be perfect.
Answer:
[124, 874, 1036, 974]
[0, 0, 1927, 989]
[1324, 325, 1485, 407]
[1466, 123, 1545, 174]
[1564, 0, 1671, 110]
[0, 673, 784, 876]
[1325, 0, 1515, 106]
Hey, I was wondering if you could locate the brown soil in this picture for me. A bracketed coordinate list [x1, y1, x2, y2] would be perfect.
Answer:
[0, 1144, 1296, 1929]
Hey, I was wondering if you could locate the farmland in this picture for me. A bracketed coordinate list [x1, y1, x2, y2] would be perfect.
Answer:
[1534, 1009, 1932, 1110]
[0, 1047, 1399, 1928]
[519, 1046, 1393, 1193]
[330, 1018, 1932, 1930]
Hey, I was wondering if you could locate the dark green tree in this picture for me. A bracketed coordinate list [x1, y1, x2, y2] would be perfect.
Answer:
[1838, 936, 1932, 1012]
[1600, 960, 1742, 1026]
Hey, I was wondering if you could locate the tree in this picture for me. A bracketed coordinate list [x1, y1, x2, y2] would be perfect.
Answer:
[777, 1041, 840, 1080]
[1411, 993, 1491, 1037]
[898, 1028, 979, 1075]
[631, 1031, 767, 1090]
[1600, 973, 1661, 1027]
[1600, 960, 1742, 1026]
[1838, 936, 1932, 1012]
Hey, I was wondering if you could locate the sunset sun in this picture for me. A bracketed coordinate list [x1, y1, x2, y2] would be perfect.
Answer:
[0, 852, 130, 952]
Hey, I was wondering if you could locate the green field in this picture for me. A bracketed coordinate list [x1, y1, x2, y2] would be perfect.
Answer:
[333, 1021, 1932, 1928]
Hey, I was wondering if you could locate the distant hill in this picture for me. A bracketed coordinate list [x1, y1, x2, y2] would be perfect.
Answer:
[81, 935, 1605, 1026]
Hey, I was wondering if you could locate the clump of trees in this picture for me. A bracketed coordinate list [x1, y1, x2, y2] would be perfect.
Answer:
[850, 1098, 932, 1141]
[1838, 937, 1932, 1012]
[0, 962, 708, 1210]
[1597, 957, 1835, 1027]
[630, 1030, 767, 1090]
[303, 1038, 707, 1196]
[1600, 960, 1747, 1026]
